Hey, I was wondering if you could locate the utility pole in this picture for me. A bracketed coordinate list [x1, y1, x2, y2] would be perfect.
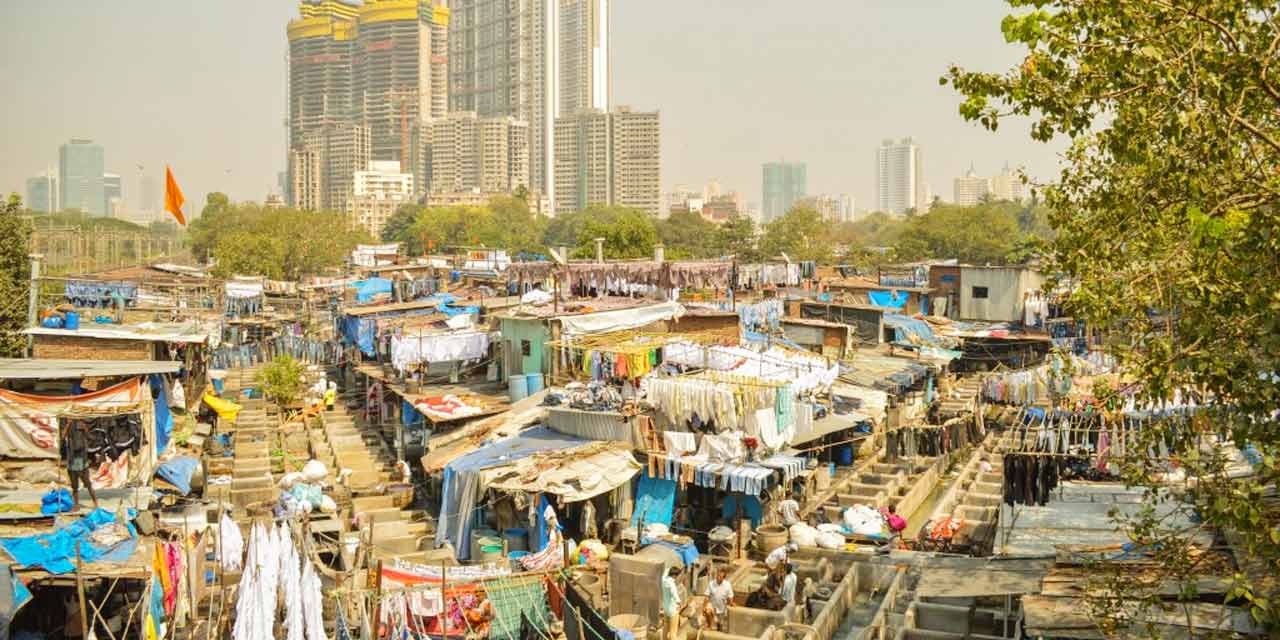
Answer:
[27, 254, 41, 356]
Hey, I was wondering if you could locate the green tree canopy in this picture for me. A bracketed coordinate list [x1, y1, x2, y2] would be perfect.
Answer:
[572, 206, 657, 259]
[387, 197, 548, 256]
[894, 202, 1025, 264]
[196, 200, 370, 280]
[716, 214, 759, 262]
[0, 195, 32, 357]
[380, 205, 417, 243]
[758, 205, 833, 263]
[655, 210, 720, 259]
[949, 0, 1280, 629]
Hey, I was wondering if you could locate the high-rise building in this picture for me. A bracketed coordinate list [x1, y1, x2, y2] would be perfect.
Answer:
[59, 139, 106, 216]
[286, 0, 448, 205]
[25, 170, 57, 213]
[761, 161, 806, 221]
[989, 164, 1027, 203]
[553, 107, 659, 215]
[558, 0, 610, 117]
[839, 194, 855, 222]
[353, 0, 450, 163]
[348, 160, 414, 237]
[291, 122, 372, 211]
[876, 137, 927, 215]
[449, 0, 611, 211]
[953, 165, 991, 206]
[427, 112, 530, 194]
[103, 173, 122, 217]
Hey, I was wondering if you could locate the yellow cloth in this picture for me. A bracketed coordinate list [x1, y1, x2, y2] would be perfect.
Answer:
[202, 392, 242, 422]
[0, 503, 41, 514]
[324, 389, 336, 407]
[583, 350, 595, 376]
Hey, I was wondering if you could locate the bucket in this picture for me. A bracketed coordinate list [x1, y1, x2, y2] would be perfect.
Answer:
[525, 372, 544, 394]
[64, 311, 80, 330]
[756, 524, 789, 552]
[503, 527, 529, 552]
[508, 374, 529, 402]
[608, 614, 649, 639]
[479, 543, 505, 563]
[836, 444, 854, 466]
[470, 528, 497, 560]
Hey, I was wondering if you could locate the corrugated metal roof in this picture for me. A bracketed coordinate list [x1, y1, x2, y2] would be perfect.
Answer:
[0, 359, 181, 379]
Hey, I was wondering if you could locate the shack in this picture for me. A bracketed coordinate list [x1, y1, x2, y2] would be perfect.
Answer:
[957, 265, 1045, 323]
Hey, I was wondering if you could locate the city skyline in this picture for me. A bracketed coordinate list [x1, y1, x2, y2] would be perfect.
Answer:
[0, 1, 1059, 216]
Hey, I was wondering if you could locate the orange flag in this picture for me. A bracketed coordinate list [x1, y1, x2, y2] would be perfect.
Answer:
[164, 165, 186, 225]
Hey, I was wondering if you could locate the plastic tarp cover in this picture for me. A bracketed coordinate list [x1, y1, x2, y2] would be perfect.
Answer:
[202, 393, 242, 422]
[436, 427, 591, 560]
[150, 374, 173, 454]
[558, 301, 686, 336]
[0, 508, 137, 574]
[868, 290, 909, 309]
[341, 316, 377, 356]
[355, 278, 393, 302]
[721, 495, 763, 527]
[0, 378, 147, 460]
[481, 441, 641, 502]
[155, 456, 200, 495]
[630, 472, 675, 528]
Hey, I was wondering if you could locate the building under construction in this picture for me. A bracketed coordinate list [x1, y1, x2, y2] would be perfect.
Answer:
[286, 0, 449, 210]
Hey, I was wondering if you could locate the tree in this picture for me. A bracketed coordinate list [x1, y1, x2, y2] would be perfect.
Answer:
[571, 206, 657, 259]
[256, 355, 305, 407]
[381, 205, 417, 243]
[197, 200, 370, 279]
[949, 1, 1280, 630]
[758, 205, 833, 263]
[0, 195, 31, 357]
[894, 202, 1025, 265]
[717, 214, 759, 261]
[656, 210, 719, 259]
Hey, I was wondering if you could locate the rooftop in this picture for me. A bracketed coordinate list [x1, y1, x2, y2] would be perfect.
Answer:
[0, 358, 181, 380]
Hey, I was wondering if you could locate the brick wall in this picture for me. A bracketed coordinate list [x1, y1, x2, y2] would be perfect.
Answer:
[33, 335, 151, 361]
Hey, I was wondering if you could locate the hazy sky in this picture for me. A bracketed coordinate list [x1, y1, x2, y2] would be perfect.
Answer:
[0, 1, 1060, 218]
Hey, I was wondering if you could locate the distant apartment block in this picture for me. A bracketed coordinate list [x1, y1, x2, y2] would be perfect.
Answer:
[876, 137, 927, 215]
[103, 173, 122, 217]
[989, 164, 1027, 203]
[426, 112, 530, 195]
[291, 122, 372, 211]
[554, 107, 659, 215]
[59, 139, 106, 216]
[25, 170, 58, 213]
[348, 160, 415, 238]
[953, 166, 991, 206]
[762, 162, 806, 222]
[799, 193, 854, 222]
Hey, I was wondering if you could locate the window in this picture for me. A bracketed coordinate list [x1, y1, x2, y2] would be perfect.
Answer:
[521, 339, 531, 356]
[972, 286, 989, 299]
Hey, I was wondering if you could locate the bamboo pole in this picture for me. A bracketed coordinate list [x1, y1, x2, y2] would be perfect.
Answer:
[75, 541, 90, 640]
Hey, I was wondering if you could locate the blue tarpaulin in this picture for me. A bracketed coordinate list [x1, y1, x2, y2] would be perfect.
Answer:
[721, 495, 763, 527]
[340, 316, 377, 356]
[631, 472, 675, 528]
[150, 374, 172, 454]
[868, 290, 909, 309]
[429, 293, 480, 318]
[155, 456, 200, 495]
[354, 278, 393, 302]
[0, 508, 137, 574]
[437, 427, 589, 560]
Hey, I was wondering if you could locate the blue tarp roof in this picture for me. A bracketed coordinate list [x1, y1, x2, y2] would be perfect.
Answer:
[436, 426, 589, 560]
[354, 278, 393, 302]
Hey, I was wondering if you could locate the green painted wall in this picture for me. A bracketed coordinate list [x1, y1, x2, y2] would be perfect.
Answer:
[499, 317, 551, 376]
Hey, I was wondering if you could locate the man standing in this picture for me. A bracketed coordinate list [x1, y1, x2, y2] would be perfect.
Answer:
[661, 566, 683, 640]
[764, 542, 797, 575]
[702, 567, 734, 630]
[776, 492, 802, 526]
[110, 289, 126, 324]
[60, 419, 98, 510]
[779, 563, 798, 610]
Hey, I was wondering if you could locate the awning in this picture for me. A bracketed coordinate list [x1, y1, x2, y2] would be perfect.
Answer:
[0, 359, 181, 380]
[482, 440, 640, 502]
[558, 301, 685, 336]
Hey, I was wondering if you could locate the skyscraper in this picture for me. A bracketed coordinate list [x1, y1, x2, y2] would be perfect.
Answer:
[953, 165, 991, 206]
[59, 139, 106, 216]
[554, 107, 659, 215]
[876, 137, 927, 215]
[103, 173, 122, 217]
[286, 0, 448, 205]
[989, 164, 1027, 203]
[25, 170, 57, 213]
[762, 161, 806, 221]
[426, 112, 530, 194]
[449, 0, 611, 211]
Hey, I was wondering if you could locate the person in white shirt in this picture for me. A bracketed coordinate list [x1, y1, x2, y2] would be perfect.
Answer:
[702, 567, 735, 630]
[777, 494, 802, 526]
[779, 563, 798, 607]
[764, 542, 797, 574]
[661, 566, 683, 640]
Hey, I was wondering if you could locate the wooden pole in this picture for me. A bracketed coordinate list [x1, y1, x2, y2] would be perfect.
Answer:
[75, 541, 90, 640]
[371, 559, 384, 639]
[439, 563, 447, 636]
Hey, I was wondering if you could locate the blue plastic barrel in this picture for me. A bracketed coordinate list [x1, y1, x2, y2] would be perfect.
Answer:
[63, 311, 80, 330]
[835, 444, 854, 466]
[525, 372, 544, 394]
[508, 373, 529, 402]
[212, 378, 225, 395]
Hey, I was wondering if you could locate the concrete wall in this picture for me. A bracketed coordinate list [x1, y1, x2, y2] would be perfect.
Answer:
[958, 267, 1043, 323]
